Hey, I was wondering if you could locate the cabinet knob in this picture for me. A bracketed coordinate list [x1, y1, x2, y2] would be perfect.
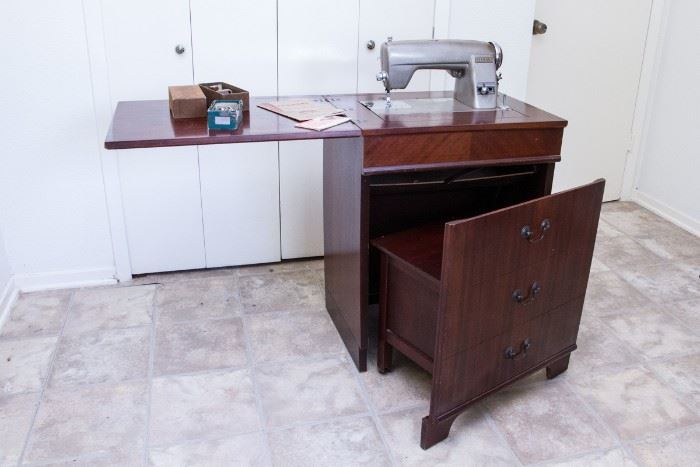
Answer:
[533, 19, 548, 35]
[366, 40, 376, 50]
[174, 44, 186, 55]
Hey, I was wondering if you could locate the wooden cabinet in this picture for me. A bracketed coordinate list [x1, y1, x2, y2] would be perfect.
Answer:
[357, 0, 436, 93]
[100, 0, 541, 275]
[371, 180, 605, 448]
[199, 143, 281, 267]
[118, 147, 206, 274]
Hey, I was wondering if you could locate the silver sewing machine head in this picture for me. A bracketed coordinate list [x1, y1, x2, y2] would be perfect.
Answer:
[374, 38, 503, 110]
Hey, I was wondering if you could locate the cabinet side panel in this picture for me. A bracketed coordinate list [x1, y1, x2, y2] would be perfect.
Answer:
[323, 137, 367, 370]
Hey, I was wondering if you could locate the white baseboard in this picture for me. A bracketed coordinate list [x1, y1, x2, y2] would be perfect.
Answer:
[13, 267, 117, 293]
[0, 276, 19, 331]
[627, 189, 700, 237]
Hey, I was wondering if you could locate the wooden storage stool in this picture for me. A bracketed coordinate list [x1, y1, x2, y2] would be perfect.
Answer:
[371, 179, 605, 449]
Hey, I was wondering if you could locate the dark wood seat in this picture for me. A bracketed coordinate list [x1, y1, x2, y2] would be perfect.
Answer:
[371, 179, 605, 449]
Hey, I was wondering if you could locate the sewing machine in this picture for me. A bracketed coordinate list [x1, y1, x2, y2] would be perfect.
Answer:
[363, 39, 504, 116]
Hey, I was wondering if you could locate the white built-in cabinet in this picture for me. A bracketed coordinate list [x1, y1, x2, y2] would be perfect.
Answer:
[99, 0, 454, 274]
[357, 0, 436, 93]
[118, 147, 206, 274]
[199, 143, 281, 268]
[278, 0, 360, 258]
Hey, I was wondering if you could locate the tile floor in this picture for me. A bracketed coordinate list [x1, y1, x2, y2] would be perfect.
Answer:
[1, 201, 699, 466]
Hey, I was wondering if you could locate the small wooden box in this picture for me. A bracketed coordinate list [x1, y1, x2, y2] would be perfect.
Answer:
[199, 82, 250, 111]
[168, 85, 207, 119]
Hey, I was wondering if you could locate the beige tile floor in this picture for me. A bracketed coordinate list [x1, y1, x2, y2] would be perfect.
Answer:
[0, 201, 699, 466]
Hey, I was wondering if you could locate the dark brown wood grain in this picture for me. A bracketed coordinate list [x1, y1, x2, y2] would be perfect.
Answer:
[362, 128, 564, 169]
[104, 96, 361, 149]
[323, 137, 368, 371]
[104, 92, 567, 151]
[425, 179, 605, 448]
[371, 180, 605, 449]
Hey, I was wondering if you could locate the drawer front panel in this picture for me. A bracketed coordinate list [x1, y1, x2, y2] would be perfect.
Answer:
[443, 249, 592, 356]
[433, 297, 583, 416]
[386, 257, 440, 360]
[436, 180, 603, 356]
[441, 179, 605, 289]
[363, 129, 564, 169]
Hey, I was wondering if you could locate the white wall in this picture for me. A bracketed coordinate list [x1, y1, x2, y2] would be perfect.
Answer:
[0, 224, 12, 298]
[0, 1, 116, 289]
[630, 0, 700, 235]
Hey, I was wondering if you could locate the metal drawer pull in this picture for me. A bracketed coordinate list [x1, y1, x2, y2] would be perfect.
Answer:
[520, 218, 551, 243]
[512, 282, 541, 305]
[505, 338, 531, 360]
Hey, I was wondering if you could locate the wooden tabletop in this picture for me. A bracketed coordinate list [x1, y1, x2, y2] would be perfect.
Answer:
[329, 91, 567, 136]
[104, 92, 566, 150]
[104, 96, 361, 150]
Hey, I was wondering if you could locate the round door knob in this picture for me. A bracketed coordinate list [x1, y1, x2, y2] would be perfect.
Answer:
[366, 40, 376, 50]
[533, 20, 548, 35]
[174, 44, 186, 55]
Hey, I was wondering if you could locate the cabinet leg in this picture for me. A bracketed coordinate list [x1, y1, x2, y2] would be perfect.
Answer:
[377, 254, 392, 374]
[421, 415, 457, 450]
[377, 340, 393, 374]
[546, 354, 571, 380]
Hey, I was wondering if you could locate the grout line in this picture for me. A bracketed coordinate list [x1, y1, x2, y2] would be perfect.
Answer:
[346, 360, 400, 467]
[16, 290, 76, 466]
[482, 407, 525, 466]
[237, 275, 274, 467]
[563, 377, 644, 466]
[142, 282, 158, 467]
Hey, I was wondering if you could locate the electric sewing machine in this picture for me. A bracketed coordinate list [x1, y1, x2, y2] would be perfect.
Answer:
[362, 38, 504, 116]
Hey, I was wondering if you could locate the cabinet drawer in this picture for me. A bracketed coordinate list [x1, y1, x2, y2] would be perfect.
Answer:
[435, 179, 604, 375]
[433, 297, 583, 414]
[363, 129, 564, 170]
[446, 250, 592, 354]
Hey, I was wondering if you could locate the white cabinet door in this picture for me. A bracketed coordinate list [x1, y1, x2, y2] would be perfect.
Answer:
[435, 0, 536, 98]
[279, 140, 324, 259]
[278, 0, 358, 259]
[278, 0, 359, 95]
[199, 143, 281, 267]
[119, 147, 206, 274]
[357, 0, 436, 93]
[190, 0, 277, 96]
[100, 0, 193, 103]
[527, 0, 652, 201]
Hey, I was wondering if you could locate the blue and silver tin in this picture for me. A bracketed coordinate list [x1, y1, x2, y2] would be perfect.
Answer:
[207, 100, 243, 130]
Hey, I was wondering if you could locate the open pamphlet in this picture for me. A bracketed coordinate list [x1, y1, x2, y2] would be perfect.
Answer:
[258, 98, 350, 131]
[294, 115, 352, 131]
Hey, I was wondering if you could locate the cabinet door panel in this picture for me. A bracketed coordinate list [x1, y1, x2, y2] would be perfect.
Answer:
[280, 140, 324, 259]
[101, 0, 193, 103]
[190, 0, 277, 96]
[119, 147, 206, 274]
[358, 0, 436, 93]
[440, 0, 536, 98]
[199, 142, 281, 267]
[278, 0, 359, 94]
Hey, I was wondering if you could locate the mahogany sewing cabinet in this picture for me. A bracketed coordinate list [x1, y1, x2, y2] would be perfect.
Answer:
[371, 180, 605, 448]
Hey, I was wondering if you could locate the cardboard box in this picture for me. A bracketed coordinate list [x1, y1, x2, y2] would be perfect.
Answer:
[199, 82, 250, 111]
[168, 85, 207, 119]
